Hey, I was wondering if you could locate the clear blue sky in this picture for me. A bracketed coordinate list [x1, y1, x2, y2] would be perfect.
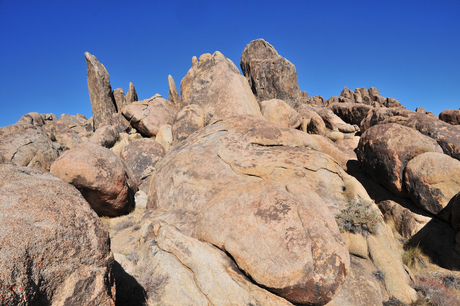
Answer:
[1, 0, 459, 127]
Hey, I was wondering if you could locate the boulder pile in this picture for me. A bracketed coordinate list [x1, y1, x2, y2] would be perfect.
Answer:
[1, 38, 459, 305]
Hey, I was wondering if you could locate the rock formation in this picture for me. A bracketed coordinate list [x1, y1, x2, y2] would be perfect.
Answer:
[241, 38, 302, 106]
[85, 52, 117, 129]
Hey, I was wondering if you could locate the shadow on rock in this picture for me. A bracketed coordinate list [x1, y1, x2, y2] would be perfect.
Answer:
[113, 261, 147, 306]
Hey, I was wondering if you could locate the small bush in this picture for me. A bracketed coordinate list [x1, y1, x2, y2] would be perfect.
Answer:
[113, 218, 135, 232]
[383, 297, 404, 306]
[403, 245, 430, 272]
[335, 199, 382, 236]
[413, 274, 460, 306]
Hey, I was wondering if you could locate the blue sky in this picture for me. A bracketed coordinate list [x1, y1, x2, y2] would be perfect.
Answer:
[1, 0, 459, 127]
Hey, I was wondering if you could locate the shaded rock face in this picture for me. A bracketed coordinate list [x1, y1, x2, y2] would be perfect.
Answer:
[113, 87, 127, 111]
[0, 164, 115, 305]
[439, 109, 460, 125]
[146, 115, 374, 305]
[330, 102, 373, 126]
[241, 39, 301, 106]
[121, 138, 165, 193]
[168, 74, 180, 106]
[180, 51, 262, 121]
[121, 96, 176, 137]
[89, 125, 119, 148]
[195, 181, 349, 305]
[50, 142, 138, 217]
[0, 123, 59, 172]
[404, 152, 460, 218]
[85, 52, 117, 129]
[356, 123, 443, 196]
[172, 104, 207, 143]
[47, 120, 82, 150]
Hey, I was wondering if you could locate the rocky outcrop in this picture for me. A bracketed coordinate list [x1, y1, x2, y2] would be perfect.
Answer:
[113, 88, 127, 111]
[241, 39, 301, 106]
[125, 82, 138, 104]
[330, 102, 373, 126]
[316, 108, 357, 133]
[172, 104, 207, 143]
[0, 164, 115, 305]
[195, 181, 349, 305]
[0, 123, 59, 172]
[356, 123, 444, 196]
[84, 52, 117, 129]
[439, 109, 460, 125]
[121, 95, 176, 137]
[260, 98, 302, 129]
[295, 104, 327, 135]
[121, 139, 165, 193]
[89, 125, 119, 148]
[50, 142, 138, 217]
[180, 51, 262, 121]
[168, 75, 179, 106]
[404, 152, 460, 218]
[338, 86, 402, 108]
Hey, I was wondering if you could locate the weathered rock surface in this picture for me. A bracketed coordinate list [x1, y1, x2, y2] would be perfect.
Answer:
[325, 256, 383, 306]
[404, 152, 460, 218]
[47, 120, 83, 150]
[148, 115, 369, 221]
[0, 123, 59, 172]
[356, 123, 444, 196]
[180, 51, 262, 121]
[439, 109, 460, 125]
[168, 75, 179, 107]
[89, 125, 118, 148]
[155, 124, 173, 153]
[295, 104, 327, 135]
[84, 52, 117, 129]
[125, 82, 138, 104]
[260, 98, 302, 129]
[152, 221, 296, 306]
[241, 39, 301, 106]
[172, 104, 207, 143]
[361, 108, 460, 161]
[195, 181, 349, 305]
[121, 95, 176, 137]
[50, 142, 137, 217]
[113, 88, 127, 111]
[317, 108, 356, 133]
[330, 102, 373, 126]
[121, 138, 165, 193]
[0, 164, 115, 305]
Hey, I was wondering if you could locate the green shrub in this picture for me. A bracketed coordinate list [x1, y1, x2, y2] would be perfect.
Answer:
[335, 198, 382, 236]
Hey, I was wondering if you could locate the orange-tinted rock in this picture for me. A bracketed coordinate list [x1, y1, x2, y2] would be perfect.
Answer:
[50, 142, 137, 217]
[172, 104, 206, 143]
[404, 152, 460, 218]
[84, 52, 117, 129]
[195, 181, 349, 305]
[356, 123, 443, 196]
[0, 164, 115, 305]
[122, 95, 176, 137]
[180, 51, 262, 121]
[260, 98, 301, 129]
[241, 39, 301, 106]
[439, 109, 460, 125]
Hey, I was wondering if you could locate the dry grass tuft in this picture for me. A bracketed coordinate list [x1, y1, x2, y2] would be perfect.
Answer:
[335, 198, 383, 236]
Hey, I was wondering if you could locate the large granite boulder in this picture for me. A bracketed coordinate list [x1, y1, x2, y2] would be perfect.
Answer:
[146, 115, 373, 305]
[0, 123, 59, 172]
[180, 51, 262, 121]
[330, 102, 373, 126]
[356, 123, 444, 196]
[0, 164, 115, 305]
[89, 125, 119, 148]
[121, 95, 176, 137]
[241, 39, 301, 106]
[260, 98, 302, 129]
[172, 104, 207, 143]
[439, 109, 460, 125]
[404, 152, 460, 218]
[195, 180, 349, 305]
[121, 138, 165, 193]
[50, 142, 138, 217]
[84, 52, 117, 129]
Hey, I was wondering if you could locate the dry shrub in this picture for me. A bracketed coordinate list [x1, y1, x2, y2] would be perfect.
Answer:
[113, 217, 135, 232]
[403, 245, 430, 272]
[413, 274, 460, 306]
[335, 198, 383, 236]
